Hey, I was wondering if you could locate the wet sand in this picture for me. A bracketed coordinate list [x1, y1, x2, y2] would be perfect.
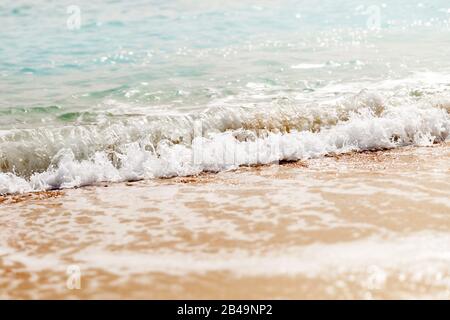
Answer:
[1, 143, 449, 299]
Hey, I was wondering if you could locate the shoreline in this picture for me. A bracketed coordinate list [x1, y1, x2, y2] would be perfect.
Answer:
[1, 142, 448, 205]
[0, 142, 448, 299]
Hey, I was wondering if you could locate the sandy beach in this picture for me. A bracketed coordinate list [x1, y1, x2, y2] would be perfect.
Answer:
[2, 0, 450, 304]
[1, 143, 449, 299]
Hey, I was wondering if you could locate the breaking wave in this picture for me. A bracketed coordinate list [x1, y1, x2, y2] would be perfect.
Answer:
[1, 88, 449, 195]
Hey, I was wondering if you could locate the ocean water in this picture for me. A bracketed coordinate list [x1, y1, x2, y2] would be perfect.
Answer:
[1, 0, 450, 194]
[1, 1, 450, 299]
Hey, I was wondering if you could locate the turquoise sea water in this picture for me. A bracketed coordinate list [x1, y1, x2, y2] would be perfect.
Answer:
[1, 0, 450, 193]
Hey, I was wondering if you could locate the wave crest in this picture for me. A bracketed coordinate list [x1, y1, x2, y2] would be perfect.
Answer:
[1, 93, 448, 194]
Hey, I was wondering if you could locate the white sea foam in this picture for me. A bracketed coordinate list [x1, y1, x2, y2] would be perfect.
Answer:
[0, 173, 31, 194]
[291, 63, 326, 69]
[2, 73, 450, 194]
[0, 99, 448, 195]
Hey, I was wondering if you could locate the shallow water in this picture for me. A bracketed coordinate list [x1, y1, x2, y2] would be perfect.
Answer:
[1, 144, 449, 299]
[1, 0, 450, 193]
[1, 0, 450, 299]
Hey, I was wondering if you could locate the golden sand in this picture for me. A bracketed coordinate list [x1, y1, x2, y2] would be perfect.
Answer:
[0, 143, 449, 299]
